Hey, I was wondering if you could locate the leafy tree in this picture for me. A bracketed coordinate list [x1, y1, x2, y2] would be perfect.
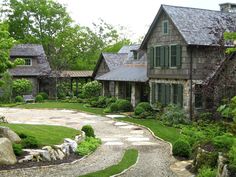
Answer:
[224, 32, 236, 54]
[0, 72, 13, 103]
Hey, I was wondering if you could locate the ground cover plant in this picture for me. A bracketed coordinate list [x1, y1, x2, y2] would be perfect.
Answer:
[75, 137, 101, 156]
[79, 149, 138, 177]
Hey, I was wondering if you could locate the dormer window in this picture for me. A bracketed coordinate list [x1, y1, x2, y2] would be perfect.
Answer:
[19, 58, 32, 66]
[162, 20, 169, 34]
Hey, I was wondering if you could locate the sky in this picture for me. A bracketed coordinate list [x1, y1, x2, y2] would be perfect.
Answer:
[56, 0, 234, 41]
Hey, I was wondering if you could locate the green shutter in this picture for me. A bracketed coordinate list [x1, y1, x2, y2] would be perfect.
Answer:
[160, 46, 165, 68]
[151, 82, 156, 104]
[165, 84, 171, 105]
[164, 46, 169, 68]
[177, 84, 183, 107]
[176, 45, 182, 68]
[149, 47, 154, 69]
[161, 83, 166, 105]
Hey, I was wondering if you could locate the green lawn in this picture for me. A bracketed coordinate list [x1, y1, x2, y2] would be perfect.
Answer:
[79, 149, 138, 177]
[118, 118, 181, 145]
[0, 123, 80, 146]
[16, 101, 105, 115]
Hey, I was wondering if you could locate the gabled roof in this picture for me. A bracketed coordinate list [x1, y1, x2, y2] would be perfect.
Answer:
[9, 44, 51, 76]
[10, 44, 46, 57]
[140, 4, 236, 49]
[59, 70, 93, 78]
[102, 53, 128, 70]
[96, 64, 148, 82]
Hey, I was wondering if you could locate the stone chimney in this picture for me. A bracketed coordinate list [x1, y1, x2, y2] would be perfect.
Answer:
[219, 3, 236, 12]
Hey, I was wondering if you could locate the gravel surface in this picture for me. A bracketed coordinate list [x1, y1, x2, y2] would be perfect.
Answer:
[0, 108, 178, 177]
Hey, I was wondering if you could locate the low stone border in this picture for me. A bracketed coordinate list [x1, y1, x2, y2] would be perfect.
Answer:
[0, 144, 101, 173]
[111, 149, 140, 177]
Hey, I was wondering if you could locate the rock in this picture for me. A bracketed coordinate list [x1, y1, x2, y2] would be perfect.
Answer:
[64, 138, 78, 152]
[24, 149, 51, 161]
[42, 146, 57, 161]
[221, 165, 230, 177]
[0, 126, 21, 143]
[54, 143, 70, 156]
[0, 138, 17, 165]
[55, 149, 65, 160]
[75, 132, 85, 144]
[18, 155, 34, 163]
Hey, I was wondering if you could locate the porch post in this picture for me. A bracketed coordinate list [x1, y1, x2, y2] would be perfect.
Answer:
[115, 81, 119, 98]
[131, 82, 141, 107]
[70, 78, 73, 97]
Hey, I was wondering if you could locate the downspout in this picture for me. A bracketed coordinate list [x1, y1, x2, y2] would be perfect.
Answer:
[189, 46, 193, 121]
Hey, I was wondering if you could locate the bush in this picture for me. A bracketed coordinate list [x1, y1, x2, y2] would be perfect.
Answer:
[38, 92, 48, 100]
[35, 94, 44, 103]
[212, 133, 235, 151]
[173, 139, 191, 158]
[161, 104, 189, 126]
[12, 143, 23, 156]
[134, 106, 145, 116]
[109, 102, 119, 112]
[15, 95, 24, 102]
[197, 166, 217, 177]
[12, 79, 32, 96]
[116, 99, 133, 112]
[81, 125, 95, 137]
[21, 136, 39, 148]
[75, 137, 101, 156]
[82, 81, 102, 98]
[228, 145, 236, 166]
[105, 97, 117, 106]
[134, 102, 152, 115]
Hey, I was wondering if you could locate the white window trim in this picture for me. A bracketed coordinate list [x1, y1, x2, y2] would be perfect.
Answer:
[19, 58, 32, 66]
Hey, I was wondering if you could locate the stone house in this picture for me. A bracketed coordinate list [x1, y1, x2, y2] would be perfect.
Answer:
[93, 45, 149, 107]
[9, 44, 51, 96]
[139, 3, 236, 117]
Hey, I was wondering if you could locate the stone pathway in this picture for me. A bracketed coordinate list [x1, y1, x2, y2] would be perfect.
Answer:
[0, 108, 191, 177]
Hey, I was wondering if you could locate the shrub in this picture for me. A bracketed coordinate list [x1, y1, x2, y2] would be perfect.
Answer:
[38, 92, 48, 100]
[12, 79, 32, 96]
[116, 99, 133, 112]
[97, 96, 108, 108]
[109, 102, 119, 112]
[105, 97, 117, 106]
[198, 112, 213, 121]
[82, 81, 102, 98]
[161, 104, 189, 126]
[81, 125, 95, 137]
[12, 143, 23, 156]
[18, 132, 28, 139]
[15, 95, 24, 102]
[35, 94, 44, 103]
[228, 145, 236, 166]
[21, 136, 39, 148]
[0, 72, 13, 103]
[173, 139, 191, 158]
[212, 133, 235, 151]
[75, 137, 101, 156]
[197, 166, 217, 177]
[134, 102, 152, 115]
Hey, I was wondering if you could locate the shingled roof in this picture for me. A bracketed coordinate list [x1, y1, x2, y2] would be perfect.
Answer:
[102, 53, 128, 70]
[96, 64, 148, 82]
[141, 4, 236, 49]
[9, 44, 51, 76]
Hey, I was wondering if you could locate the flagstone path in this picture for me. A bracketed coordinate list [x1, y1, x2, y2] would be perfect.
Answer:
[0, 108, 191, 177]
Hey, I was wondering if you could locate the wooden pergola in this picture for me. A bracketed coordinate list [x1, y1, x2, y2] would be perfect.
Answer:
[60, 70, 93, 97]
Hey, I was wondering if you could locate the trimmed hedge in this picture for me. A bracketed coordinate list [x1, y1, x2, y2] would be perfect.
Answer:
[173, 139, 191, 158]
[81, 125, 95, 137]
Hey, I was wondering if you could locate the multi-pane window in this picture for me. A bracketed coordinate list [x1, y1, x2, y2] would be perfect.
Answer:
[149, 45, 182, 69]
[19, 58, 32, 66]
[162, 20, 169, 34]
[151, 83, 183, 107]
[195, 85, 203, 108]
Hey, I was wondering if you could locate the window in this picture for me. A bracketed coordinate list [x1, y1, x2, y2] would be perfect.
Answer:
[155, 47, 161, 67]
[19, 58, 32, 66]
[133, 51, 138, 60]
[152, 83, 183, 107]
[162, 20, 169, 34]
[149, 45, 182, 69]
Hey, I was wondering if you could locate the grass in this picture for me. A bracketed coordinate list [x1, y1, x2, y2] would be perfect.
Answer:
[0, 123, 80, 146]
[15, 101, 105, 115]
[118, 117, 181, 145]
[79, 149, 138, 177]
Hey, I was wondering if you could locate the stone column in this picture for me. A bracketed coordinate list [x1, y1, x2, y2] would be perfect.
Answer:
[131, 82, 141, 107]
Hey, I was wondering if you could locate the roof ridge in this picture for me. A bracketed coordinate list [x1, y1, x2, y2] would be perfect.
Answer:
[162, 4, 234, 14]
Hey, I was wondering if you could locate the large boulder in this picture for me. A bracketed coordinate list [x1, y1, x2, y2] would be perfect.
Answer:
[53, 143, 70, 156]
[0, 138, 17, 165]
[0, 126, 21, 143]
[64, 138, 78, 152]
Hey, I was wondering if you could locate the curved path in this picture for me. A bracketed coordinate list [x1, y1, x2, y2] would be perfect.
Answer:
[0, 108, 177, 177]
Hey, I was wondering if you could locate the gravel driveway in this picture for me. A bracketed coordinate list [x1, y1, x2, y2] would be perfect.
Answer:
[0, 108, 178, 177]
